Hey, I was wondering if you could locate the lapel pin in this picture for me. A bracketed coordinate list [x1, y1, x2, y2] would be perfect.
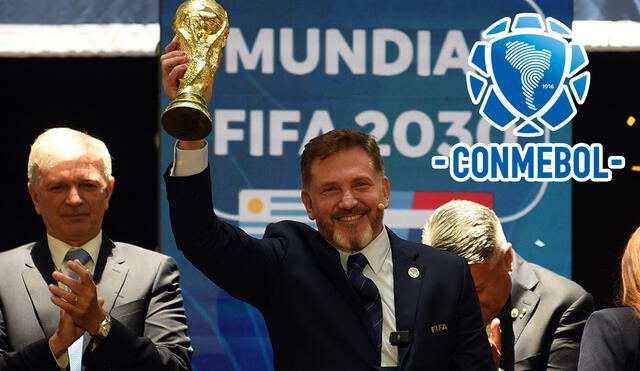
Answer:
[510, 308, 519, 318]
[519, 308, 527, 318]
[408, 267, 420, 278]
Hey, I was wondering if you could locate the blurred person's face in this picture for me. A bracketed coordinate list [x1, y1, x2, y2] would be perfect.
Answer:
[28, 156, 114, 246]
[469, 246, 513, 324]
[302, 147, 390, 252]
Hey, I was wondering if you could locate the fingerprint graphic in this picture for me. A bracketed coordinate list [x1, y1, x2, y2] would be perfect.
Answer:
[504, 41, 552, 110]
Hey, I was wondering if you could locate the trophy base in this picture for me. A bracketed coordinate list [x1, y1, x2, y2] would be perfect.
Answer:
[161, 92, 212, 141]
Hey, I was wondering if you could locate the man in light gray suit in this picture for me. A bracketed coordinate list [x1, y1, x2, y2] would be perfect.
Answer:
[422, 200, 594, 371]
[0, 128, 192, 370]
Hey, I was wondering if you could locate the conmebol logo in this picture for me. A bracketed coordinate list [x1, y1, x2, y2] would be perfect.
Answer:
[467, 13, 589, 137]
[431, 13, 625, 182]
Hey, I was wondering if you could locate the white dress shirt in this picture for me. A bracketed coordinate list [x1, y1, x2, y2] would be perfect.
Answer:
[171, 143, 209, 177]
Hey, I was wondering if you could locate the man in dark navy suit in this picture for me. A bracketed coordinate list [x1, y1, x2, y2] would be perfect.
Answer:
[162, 44, 493, 371]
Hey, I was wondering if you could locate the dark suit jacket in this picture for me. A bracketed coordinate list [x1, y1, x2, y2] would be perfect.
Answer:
[503, 253, 594, 370]
[0, 237, 192, 371]
[165, 167, 493, 371]
[578, 307, 640, 371]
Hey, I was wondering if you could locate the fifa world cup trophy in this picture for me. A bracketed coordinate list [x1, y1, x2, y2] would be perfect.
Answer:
[161, 0, 230, 140]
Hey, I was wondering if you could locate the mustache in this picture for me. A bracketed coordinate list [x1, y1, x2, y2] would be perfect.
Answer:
[333, 207, 371, 218]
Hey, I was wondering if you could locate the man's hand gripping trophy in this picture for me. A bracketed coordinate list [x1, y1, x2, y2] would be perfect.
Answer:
[161, 0, 229, 141]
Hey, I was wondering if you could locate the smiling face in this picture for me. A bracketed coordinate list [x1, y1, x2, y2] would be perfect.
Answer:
[28, 156, 114, 247]
[301, 147, 390, 252]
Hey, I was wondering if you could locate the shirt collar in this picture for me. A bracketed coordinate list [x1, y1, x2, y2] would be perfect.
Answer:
[47, 231, 102, 271]
[337, 228, 391, 274]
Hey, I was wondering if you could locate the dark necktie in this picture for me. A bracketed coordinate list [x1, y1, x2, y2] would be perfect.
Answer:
[347, 253, 383, 349]
[498, 304, 515, 371]
[64, 248, 91, 279]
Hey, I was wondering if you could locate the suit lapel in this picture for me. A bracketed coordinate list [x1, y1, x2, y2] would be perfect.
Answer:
[510, 253, 539, 345]
[82, 237, 128, 355]
[22, 239, 59, 338]
[93, 238, 129, 314]
[389, 229, 424, 367]
[308, 230, 379, 351]
[20, 236, 130, 355]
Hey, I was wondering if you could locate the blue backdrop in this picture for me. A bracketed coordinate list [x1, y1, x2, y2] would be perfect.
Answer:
[159, 1, 573, 369]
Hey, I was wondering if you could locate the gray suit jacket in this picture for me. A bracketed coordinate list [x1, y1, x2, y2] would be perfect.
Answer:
[507, 253, 594, 371]
[0, 237, 192, 370]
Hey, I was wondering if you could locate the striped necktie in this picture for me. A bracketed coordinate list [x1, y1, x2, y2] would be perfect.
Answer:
[347, 253, 383, 349]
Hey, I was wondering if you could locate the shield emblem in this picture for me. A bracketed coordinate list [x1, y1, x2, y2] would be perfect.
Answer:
[490, 34, 567, 119]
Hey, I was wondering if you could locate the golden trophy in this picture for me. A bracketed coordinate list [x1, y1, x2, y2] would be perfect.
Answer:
[161, 0, 230, 140]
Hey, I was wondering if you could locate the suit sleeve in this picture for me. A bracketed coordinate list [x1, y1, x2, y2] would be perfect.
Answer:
[83, 256, 192, 371]
[0, 338, 60, 371]
[164, 165, 286, 308]
[452, 258, 495, 371]
[0, 292, 61, 370]
[577, 310, 625, 371]
[547, 292, 594, 370]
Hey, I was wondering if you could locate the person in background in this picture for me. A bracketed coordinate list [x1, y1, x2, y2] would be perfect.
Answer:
[0, 127, 192, 370]
[423, 199, 594, 371]
[578, 226, 640, 371]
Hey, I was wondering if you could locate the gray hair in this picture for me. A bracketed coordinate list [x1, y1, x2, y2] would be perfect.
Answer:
[27, 127, 112, 185]
[422, 200, 508, 264]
